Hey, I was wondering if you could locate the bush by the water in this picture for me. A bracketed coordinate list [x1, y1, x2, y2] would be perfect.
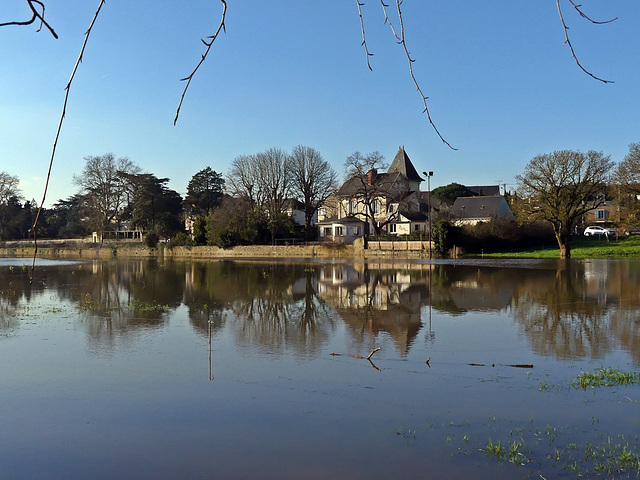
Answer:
[448, 220, 556, 255]
[145, 231, 159, 249]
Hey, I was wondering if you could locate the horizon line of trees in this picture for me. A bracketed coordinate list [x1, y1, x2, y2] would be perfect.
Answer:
[2, 142, 640, 257]
[0, 145, 340, 247]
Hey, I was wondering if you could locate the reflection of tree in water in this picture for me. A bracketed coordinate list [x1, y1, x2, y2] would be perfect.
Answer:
[1, 265, 64, 335]
[6, 258, 640, 364]
[185, 261, 337, 357]
[47, 260, 186, 352]
[429, 264, 516, 315]
[0, 267, 34, 334]
[512, 263, 615, 361]
[609, 309, 640, 365]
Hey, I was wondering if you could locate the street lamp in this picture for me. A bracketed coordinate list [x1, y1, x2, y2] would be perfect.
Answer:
[422, 171, 433, 259]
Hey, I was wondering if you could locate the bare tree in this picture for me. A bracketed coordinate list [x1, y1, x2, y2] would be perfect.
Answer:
[0, 172, 22, 205]
[613, 142, 640, 230]
[226, 154, 261, 206]
[255, 147, 292, 244]
[73, 153, 141, 235]
[614, 142, 640, 196]
[226, 148, 292, 243]
[342, 151, 408, 237]
[516, 150, 614, 258]
[289, 145, 338, 240]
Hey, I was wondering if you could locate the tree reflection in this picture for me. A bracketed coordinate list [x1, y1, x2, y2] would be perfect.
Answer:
[39, 260, 186, 352]
[0, 265, 35, 334]
[3, 258, 640, 365]
[184, 261, 337, 357]
[512, 262, 618, 360]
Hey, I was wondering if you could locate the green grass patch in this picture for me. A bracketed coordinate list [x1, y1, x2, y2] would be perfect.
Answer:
[479, 236, 640, 259]
[479, 438, 529, 466]
[573, 368, 640, 390]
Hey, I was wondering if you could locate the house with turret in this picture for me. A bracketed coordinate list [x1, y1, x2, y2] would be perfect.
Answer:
[318, 147, 432, 242]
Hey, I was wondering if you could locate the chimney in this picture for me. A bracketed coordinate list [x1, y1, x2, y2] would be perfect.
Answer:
[368, 168, 377, 186]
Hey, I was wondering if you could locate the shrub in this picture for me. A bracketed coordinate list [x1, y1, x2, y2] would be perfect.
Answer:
[170, 232, 194, 247]
[145, 231, 159, 249]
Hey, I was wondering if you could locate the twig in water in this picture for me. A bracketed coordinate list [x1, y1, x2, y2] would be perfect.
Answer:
[330, 347, 382, 371]
[366, 347, 380, 360]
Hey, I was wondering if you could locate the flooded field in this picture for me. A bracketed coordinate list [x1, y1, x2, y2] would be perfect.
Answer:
[1, 257, 640, 479]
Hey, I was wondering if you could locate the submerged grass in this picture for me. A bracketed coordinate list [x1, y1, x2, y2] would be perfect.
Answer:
[573, 368, 640, 389]
[479, 438, 528, 466]
[420, 419, 640, 479]
[537, 368, 640, 391]
[406, 367, 640, 478]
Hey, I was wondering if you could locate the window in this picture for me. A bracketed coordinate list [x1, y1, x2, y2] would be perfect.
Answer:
[349, 200, 357, 214]
[335, 226, 343, 236]
[415, 224, 421, 231]
[373, 200, 381, 214]
[595, 209, 609, 220]
[323, 227, 332, 237]
[389, 223, 396, 234]
[318, 208, 326, 217]
[354, 226, 361, 236]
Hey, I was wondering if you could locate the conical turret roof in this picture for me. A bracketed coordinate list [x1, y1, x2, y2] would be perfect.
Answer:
[388, 147, 424, 182]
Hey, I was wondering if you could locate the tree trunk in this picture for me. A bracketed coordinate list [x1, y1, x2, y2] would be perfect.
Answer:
[555, 228, 571, 258]
[304, 213, 313, 241]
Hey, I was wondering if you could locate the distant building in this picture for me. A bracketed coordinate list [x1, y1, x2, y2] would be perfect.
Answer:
[583, 200, 618, 226]
[284, 199, 314, 226]
[451, 195, 515, 225]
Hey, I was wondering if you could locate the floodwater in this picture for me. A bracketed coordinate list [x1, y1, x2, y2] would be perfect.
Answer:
[1, 257, 640, 479]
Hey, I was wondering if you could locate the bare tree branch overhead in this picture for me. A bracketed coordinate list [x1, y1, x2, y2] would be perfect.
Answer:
[372, 1, 457, 150]
[174, 0, 227, 125]
[556, 0, 616, 84]
[0, 0, 58, 38]
[29, 0, 106, 282]
[0, 1, 622, 147]
[356, 0, 374, 71]
[568, 0, 618, 25]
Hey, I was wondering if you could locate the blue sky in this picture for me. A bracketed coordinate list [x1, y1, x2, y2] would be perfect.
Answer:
[1, 1, 639, 206]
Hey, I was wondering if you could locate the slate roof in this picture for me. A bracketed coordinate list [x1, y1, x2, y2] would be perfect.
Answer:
[452, 195, 508, 219]
[398, 211, 428, 222]
[388, 147, 424, 182]
[337, 147, 423, 197]
[337, 172, 405, 197]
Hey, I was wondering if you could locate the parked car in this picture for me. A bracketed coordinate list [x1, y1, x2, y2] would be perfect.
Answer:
[583, 226, 616, 237]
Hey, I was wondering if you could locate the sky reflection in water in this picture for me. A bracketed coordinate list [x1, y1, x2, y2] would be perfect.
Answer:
[1, 258, 640, 479]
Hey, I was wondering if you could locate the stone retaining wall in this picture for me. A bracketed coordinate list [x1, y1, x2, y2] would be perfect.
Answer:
[0, 239, 433, 260]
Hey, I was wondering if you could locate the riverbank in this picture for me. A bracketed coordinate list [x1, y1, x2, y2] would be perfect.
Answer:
[3, 236, 640, 260]
[0, 238, 434, 260]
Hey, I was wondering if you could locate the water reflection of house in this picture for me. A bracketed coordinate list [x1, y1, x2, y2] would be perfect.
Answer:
[317, 264, 428, 356]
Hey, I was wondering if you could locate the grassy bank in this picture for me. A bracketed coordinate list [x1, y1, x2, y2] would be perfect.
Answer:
[480, 235, 640, 259]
